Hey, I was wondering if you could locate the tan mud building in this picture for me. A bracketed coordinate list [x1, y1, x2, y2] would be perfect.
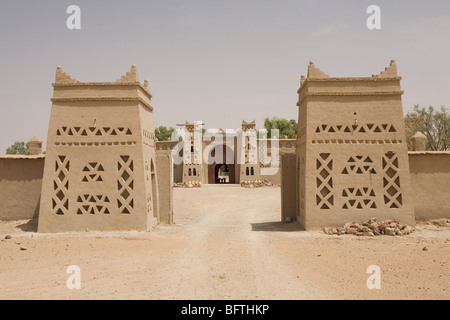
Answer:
[171, 120, 295, 186]
[0, 61, 448, 232]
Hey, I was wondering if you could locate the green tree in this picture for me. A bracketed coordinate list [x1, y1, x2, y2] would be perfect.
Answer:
[404, 105, 449, 151]
[155, 126, 179, 142]
[263, 117, 297, 139]
[6, 141, 29, 155]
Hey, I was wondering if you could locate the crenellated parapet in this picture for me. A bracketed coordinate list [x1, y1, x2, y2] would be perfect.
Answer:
[116, 64, 139, 83]
[55, 66, 80, 84]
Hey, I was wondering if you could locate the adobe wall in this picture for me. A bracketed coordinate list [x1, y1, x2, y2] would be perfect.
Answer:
[409, 152, 450, 221]
[156, 153, 173, 224]
[156, 141, 178, 224]
[0, 156, 45, 221]
[280, 153, 297, 222]
[259, 139, 295, 185]
[174, 163, 183, 183]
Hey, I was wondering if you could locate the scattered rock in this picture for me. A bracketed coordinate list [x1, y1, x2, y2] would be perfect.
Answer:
[401, 226, 414, 236]
[285, 217, 293, 223]
[323, 218, 414, 237]
[323, 227, 337, 235]
[4, 235, 12, 240]
[423, 246, 429, 251]
[429, 219, 449, 227]
[20, 247, 27, 251]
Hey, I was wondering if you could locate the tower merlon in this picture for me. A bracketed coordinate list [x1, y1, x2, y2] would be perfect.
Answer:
[116, 64, 139, 83]
[307, 61, 329, 79]
[55, 66, 80, 85]
[51, 65, 153, 111]
[297, 61, 403, 107]
[373, 60, 398, 78]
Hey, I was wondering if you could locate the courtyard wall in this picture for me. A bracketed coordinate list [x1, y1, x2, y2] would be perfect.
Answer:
[0, 155, 45, 221]
[408, 151, 450, 221]
[1, 151, 449, 224]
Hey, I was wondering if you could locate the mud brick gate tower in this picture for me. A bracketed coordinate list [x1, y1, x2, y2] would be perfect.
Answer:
[239, 120, 261, 183]
[182, 121, 203, 184]
[296, 61, 415, 229]
[38, 65, 159, 232]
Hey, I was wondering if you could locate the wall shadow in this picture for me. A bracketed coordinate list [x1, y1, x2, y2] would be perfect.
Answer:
[251, 221, 305, 232]
[32, 196, 41, 219]
[17, 218, 38, 232]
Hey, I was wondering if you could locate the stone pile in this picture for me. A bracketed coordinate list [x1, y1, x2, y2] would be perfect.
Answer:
[174, 181, 202, 188]
[323, 218, 414, 237]
[241, 180, 262, 188]
[263, 179, 274, 187]
[241, 179, 275, 188]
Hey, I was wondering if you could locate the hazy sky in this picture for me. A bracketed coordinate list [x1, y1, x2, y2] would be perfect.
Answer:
[0, 0, 449, 152]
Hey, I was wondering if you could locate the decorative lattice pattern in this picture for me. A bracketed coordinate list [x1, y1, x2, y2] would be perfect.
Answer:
[259, 144, 267, 166]
[316, 153, 333, 210]
[142, 129, 154, 140]
[56, 126, 132, 137]
[147, 192, 152, 213]
[300, 157, 305, 210]
[142, 129, 155, 148]
[341, 156, 377, 175]
[52, 155, 70, 215]
[76, 195, 110, 215]
[342, 188, 377, 209]
[312, 139, 402, 145]
[145, 160, 152, 214]
[82, 162, 104, 182]
[382, 152, 402, 208]
[315, 123, 396, 134]
[117, 155, 134, 214]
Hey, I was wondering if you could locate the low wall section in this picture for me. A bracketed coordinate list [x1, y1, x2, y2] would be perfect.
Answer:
[408, 151, 450, 221]
[0, 155, 45, 221]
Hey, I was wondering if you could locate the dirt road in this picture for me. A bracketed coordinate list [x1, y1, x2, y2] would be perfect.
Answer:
[0, 186, 449, 299]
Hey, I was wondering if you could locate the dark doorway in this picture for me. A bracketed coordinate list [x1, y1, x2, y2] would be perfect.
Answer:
[215, 164, 230, 184]
[208, 145, 236, 184]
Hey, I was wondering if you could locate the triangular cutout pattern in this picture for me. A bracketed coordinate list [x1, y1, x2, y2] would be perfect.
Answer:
[56, 126, 134, 137]
[341, 187, 377, 210]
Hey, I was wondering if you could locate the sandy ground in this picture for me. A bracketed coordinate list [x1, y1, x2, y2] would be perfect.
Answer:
[0, 186, 449, 300]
